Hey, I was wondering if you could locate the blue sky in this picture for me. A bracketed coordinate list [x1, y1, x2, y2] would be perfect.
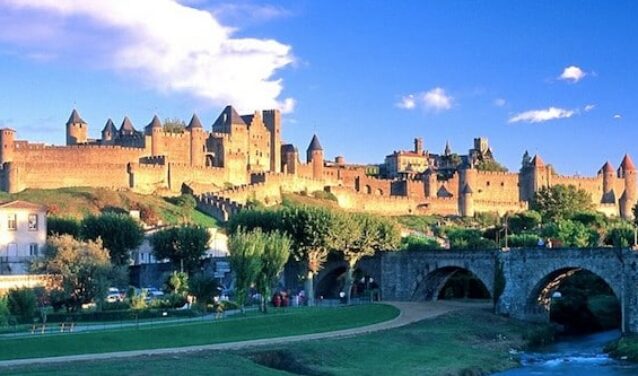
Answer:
[0, 1, 636, 175]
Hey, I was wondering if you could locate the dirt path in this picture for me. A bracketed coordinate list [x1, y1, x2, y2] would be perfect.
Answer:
[0, 301, 481, 368]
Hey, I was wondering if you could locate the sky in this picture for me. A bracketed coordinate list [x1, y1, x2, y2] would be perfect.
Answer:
[0, 0, 636, 175]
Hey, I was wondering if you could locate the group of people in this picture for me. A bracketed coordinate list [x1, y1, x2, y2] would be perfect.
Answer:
[272, 290, 306, 307]
[537, 238, 554, 249]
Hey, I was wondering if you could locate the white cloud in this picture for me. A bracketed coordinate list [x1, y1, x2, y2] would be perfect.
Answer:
[396, 88, 453, 112]
[584, 104, 595, 112]
[396, 95, 416, 110]
[559, 65, 586, 83]
[614, 114, 622, 120]
[494, 98, 506, 107]
[423, 87, 453, 111]
[0, 0, 295, 113]
[509, 107, 576, 124]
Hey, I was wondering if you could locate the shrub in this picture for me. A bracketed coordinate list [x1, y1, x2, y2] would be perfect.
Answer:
[311, 190, 338, 202]
[541, 219, 599, 248]
[447, 228, 498, 250]
[7, 288, 37, 323]
[0, 297, 9, 327]
[522, 325, 555, 348]
[401, 235, 441, 251]
[503, 234, 540, 248]
[47, 216, 81, 237]
[604, 224, 634, 248]
[102, 301, 131, 311]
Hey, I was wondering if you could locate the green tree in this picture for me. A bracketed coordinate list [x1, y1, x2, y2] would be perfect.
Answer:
[604, 223, 635, 248]
[6, 287, 37, 323]
[226, 207, 283, 234]
[34, 235, 112, 312]
[401, 235, 441, 251]
[446, 228, 498, 250]
[531, 185, 594, 221]
[150, 225, 211, 274]
[476, 159, 508, 172]
[542, 219, 599, 248]
[507, 210, 541, 234]
[255, 231, 292, 312]
[166, 271, 189, 295]
[280, 206, 339, 306]
[0, 296, 9, 326]
[163, 117, 186, 133]
[81, 213, 144, 266]
[47, 217, 81, 238]
[188, 273, 219, 308]
[228, 229, 264, 313]
[335, 213, 401, 304]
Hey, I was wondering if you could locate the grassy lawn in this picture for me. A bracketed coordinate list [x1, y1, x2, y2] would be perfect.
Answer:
[3, 309, 547, 376]
[605, 334, 638, 361]
[0, 187, 218, 227]
[0, 304, 398, 361]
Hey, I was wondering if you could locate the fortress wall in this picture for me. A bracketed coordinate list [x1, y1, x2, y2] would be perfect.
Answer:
[423, 197, 459, 216]
[356, 175, 392, 195]
[13, 161, 128, 191]
[129, 163, 168, 194]
[474, 199, 527, 216]
[169, 163, 227, 193]
[597, 203, 620, 217]
[327, 186, 419, 215]
[225, 152, 249, 185]
[472, 171, 521, 203]
[158, 133, 191, 164]
[296, 164, 314, 180]
[13, 144, 145, 164]
[552, 175, 604, 204]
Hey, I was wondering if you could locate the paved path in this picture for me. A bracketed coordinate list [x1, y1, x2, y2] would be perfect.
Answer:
[0, 301, 485, 368]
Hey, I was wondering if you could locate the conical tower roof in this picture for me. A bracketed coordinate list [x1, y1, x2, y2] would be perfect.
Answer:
[101, 118, 117, 133]
[531, 154, 545, 167]
[444, 141, 451, 156]
[600, 161, 614, 174]
[146, 115, 162, 130]
[620, 154, 636, 171]
[119, 116, 136, 133]
[307, 134, 323, 152]
[66, 109, 87, 125]
[212, 105, 246, 128]
[186, 114, 203, 130]
[462, 183, 474, 194]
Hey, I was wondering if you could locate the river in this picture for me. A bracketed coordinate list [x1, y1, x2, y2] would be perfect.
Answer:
[493, 330, 638, 375]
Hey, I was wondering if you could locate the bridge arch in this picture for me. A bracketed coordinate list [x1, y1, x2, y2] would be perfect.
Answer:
[314, 261, 379, 299]
[411, 262, 494, 301]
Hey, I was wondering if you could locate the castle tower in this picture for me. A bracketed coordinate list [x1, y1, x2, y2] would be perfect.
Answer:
[460, 183, 475, 217]
[66, 109, 88, 145]
[186, 114, 205, 167]
[263, 109, 281, 173]
[101, 119, 117, 145]
[414, 137, 423, 154]
[0, 128, 15, 164]
[307, 134, 324, 179]
[618, 154, 636, 219]
[119, 116, 136, 136]
[145, 115, 163, 156]
[530, 154, 551, 192]
[425, 166, 438, 198]
[444, 141, 452, 156]
[599, 161, 616, 204]
[282, 144, 298, 174]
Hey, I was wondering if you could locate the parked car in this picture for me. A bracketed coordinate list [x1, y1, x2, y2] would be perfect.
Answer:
[143, 287, 165, 301]
[105, 287, 123, 303]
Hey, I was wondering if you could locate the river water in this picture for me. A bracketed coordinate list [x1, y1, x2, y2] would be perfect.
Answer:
[493, 330, 638, 375]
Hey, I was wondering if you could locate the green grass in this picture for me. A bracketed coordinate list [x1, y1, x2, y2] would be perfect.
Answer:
[2, 308, 548, 376]
[0, 304, 398, 361]
[0, 187, 218, 227]
[605, 335, 638, 361]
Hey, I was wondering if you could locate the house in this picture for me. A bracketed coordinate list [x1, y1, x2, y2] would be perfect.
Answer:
[0, 200, 47, 274]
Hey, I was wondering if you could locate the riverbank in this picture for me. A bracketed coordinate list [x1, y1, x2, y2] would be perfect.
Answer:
[604, 335, 638, 361]
[2, 305, 553, 375]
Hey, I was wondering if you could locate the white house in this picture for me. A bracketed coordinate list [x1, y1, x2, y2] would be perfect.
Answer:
[0, 200, 47, 274]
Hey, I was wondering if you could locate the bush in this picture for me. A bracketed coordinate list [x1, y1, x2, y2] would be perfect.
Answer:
[541, 219, 599, 248]
[507, 211, 541, 234]
[0, 297, 9, 327]
[44, 308, 198, 323]
[311, 190, 338, 202]
[503, 234, 540, 248]
[153, 293, 188, 309]
[522, 325, 555, 348]
[7, 288, 37, 323]
[401, 235, 441, 251]
[47, 216, 81, 237]
[102, 301, 131, 311]
[604, 224, 634, 248]
[447, 228, 498, 250]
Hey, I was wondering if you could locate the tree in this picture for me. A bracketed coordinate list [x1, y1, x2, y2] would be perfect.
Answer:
[255, 231, 292, 312]
[335, 213, 400, 304]
[531, 185, 594, 221]
[163, 117, 186, 133]
[228, 229, 264, 313]
[47, 217, 81, 238]
[476, 159, 508, 172]
[446, 228, 498, 250]
[280, 206, 339, 306]
[166, 271, 189, 295]
[34, 235, 112, 312]
[541, 219, 599, 248]
[226, 207, 283, 234]
[507, 210, 541, 234]
[188, 273, 219, 308]
[605, 223, 635, 248]
[80, 213, 144, 266]
[6, 287, 37, 323]
[169, 194, 198, 223]
[150, 225, 211, 274]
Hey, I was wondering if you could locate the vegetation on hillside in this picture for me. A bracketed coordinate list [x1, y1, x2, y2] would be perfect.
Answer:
[0, 187, 218, 228]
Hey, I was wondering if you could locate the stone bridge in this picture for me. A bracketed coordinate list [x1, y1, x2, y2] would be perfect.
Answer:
[306, 248, 638, 333]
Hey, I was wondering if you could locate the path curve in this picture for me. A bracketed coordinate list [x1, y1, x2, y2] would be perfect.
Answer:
[0, 301, 481, 368]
